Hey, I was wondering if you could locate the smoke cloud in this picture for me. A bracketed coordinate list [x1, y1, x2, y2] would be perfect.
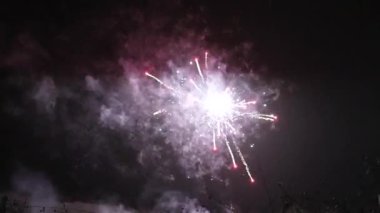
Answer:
[0, 1, 280, 211]
[10, 169, 59, 209]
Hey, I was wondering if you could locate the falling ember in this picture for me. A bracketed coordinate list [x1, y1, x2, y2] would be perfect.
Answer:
[145, 52, 277, 183]
[205, 51, 209, 70]
[145, 72, 175, 91]
[212, 129, 217, 151]
[194, 58, 205, 82]
[232, 138, 255, 183]
[225, 136, 237, 169]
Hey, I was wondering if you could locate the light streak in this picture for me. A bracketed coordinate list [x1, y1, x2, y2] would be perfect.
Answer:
[212, 128, 217, 151]
[205, 51, 209, 70]
[153, 109, 165, 115]
[232, 138, 255, 183]
[145, 72, 175, 91]
[224, 136, 237, 169]
[194, 58, 205, 83]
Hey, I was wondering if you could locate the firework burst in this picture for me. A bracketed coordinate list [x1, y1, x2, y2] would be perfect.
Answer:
[145, 52, 277, 183]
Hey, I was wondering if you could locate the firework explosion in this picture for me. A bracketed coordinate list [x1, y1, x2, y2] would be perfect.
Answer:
[145, 52, 277, 183]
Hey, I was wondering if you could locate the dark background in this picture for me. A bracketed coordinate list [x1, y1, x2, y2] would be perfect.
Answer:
[0, 0, 378, 212]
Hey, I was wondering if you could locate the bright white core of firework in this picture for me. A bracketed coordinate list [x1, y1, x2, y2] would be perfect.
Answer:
[203, 89, 233, 119]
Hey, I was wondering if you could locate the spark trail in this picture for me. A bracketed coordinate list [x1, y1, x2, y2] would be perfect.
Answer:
[145, 52, 277, 183]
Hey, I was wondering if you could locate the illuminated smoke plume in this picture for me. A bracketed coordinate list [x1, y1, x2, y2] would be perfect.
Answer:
[141, 53, 277, 182]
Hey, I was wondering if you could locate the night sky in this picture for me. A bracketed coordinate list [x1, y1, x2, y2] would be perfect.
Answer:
[0, 0, 378, 212]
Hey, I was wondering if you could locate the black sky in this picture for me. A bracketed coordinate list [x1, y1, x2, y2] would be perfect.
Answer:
[0, 0, 378, 212]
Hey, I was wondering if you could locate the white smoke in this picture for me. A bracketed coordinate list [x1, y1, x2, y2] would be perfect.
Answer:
[0, 2, 282, 212]
[29, 58, 276, 181]
[85, 75, 103, 92]
[11, 169, 59, 208]
[153, 191, 209, 213]
[97, 204, 136, 213]
[33, 76, 57, 113]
